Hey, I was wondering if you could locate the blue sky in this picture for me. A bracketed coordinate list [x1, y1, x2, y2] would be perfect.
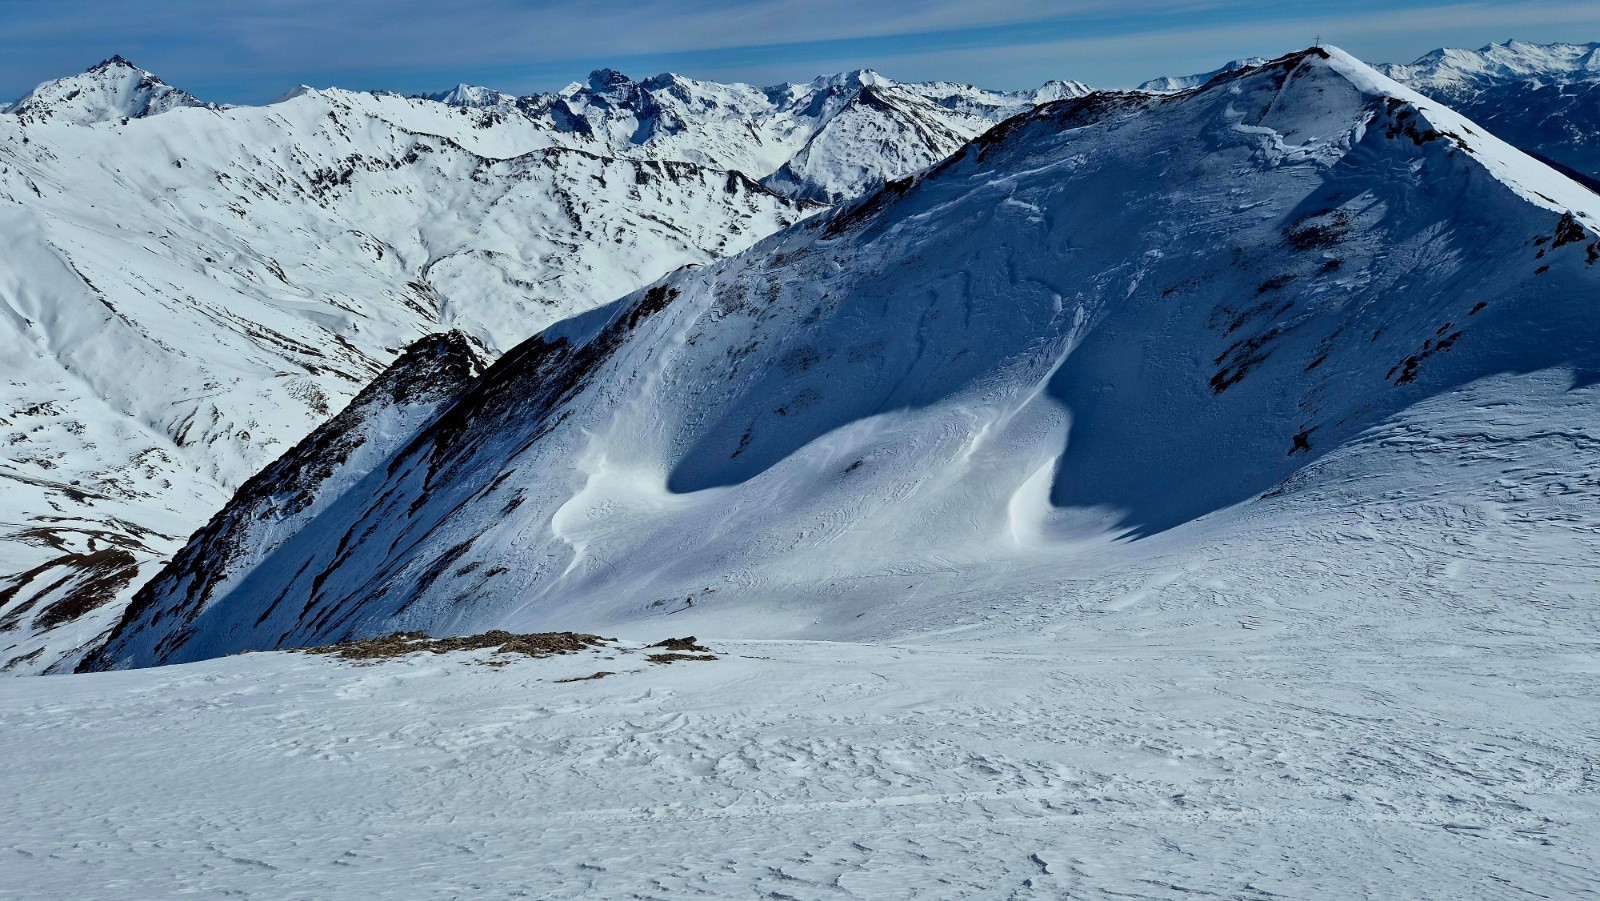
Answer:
[4, 0, 1599, 103]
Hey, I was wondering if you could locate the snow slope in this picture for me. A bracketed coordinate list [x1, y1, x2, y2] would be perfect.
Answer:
[10, 46, 1600, 898]
[11, 500, 1600, 898]
[89, 48, 1600, 674]
[1376, 40, 1600, 179]
[0, 55, 1090, 672]
[1145, 41, 1600, 179]
[0, 60, 821, 673]
[1136, 57, 1268, 93]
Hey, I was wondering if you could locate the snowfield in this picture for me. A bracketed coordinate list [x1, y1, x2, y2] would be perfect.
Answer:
[4, 43, 1600, 899]
[6, 453, 1599, 899]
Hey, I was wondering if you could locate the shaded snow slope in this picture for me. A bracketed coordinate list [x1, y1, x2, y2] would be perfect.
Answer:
[0, 74, 818, 673]
[74, 332, 487, 676]
[2, 333, 487, 675]
[0, 56, 1089, 672]
[89, 48, 1600, 670]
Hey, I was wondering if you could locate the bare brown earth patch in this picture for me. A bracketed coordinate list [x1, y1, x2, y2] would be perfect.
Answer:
[647, 636, 719, 664]
[651, 636, 711, 653]
[646, 653, 720, 664]
[554, 671, 618, 683]
[300, 630, 611, 663]
[297, 631, 721, 669]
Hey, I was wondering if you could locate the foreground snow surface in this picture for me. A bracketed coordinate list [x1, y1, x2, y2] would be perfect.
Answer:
[7, 511, 1600, 900]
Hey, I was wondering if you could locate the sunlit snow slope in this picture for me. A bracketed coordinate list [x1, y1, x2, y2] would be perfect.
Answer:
[89, 49, 1600, 672]
[0, 56, 1091, 673]
[1145, 41, 1600, 182]
[0, 60, 822, 672]
[1376, 40, 1600, 179]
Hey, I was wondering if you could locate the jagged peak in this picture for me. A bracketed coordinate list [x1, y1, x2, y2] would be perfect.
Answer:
[585, 67, 637, 93]
[88, 54, 141, 74]
[9, 54, 209, 124]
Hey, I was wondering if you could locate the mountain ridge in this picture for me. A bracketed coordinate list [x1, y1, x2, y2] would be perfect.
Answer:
[1143, 40, 1600, 177]
[84, 47, 1600, 670]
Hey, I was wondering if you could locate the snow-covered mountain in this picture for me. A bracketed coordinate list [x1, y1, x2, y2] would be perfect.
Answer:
[1146, 42, 1600, 179]
[1376, 40, 1600, 178]
[0, 59, 826, 673]
[0, 55, 1094, 673]
[86, 48, 1600, 672]
[6, 56, 216, 125]
[1136, 57, 1268, 93]
[420, 68, 1091, 201]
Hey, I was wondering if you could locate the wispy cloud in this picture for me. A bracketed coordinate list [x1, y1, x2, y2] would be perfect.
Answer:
[1, 0, 1596, 102]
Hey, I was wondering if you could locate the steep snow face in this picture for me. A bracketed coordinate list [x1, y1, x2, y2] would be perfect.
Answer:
[1376, 40, 1600, 178]
[6, 56, 215, 125]
[0, 73, 820, 674]
[427, 68, 1090, 200]
[90, 48, 1600, 670]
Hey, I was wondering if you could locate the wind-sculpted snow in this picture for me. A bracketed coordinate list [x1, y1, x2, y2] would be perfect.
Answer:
[88, 48, 1600, 673]
[0, 53, 1094, 671]
[0, 59, 822, 673]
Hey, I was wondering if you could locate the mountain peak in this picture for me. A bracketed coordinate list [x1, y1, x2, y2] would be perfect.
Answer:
[86, 38, 1600, 671]
[1137, 55, 1270, 93]
[808, 69, 892, 92]
[586, 68, 635, 92]
[88, 54, 140, 73]
[1388, 38, 1600, 87]
[9, 55, 210, 124]
[417, 82, 515, 108]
